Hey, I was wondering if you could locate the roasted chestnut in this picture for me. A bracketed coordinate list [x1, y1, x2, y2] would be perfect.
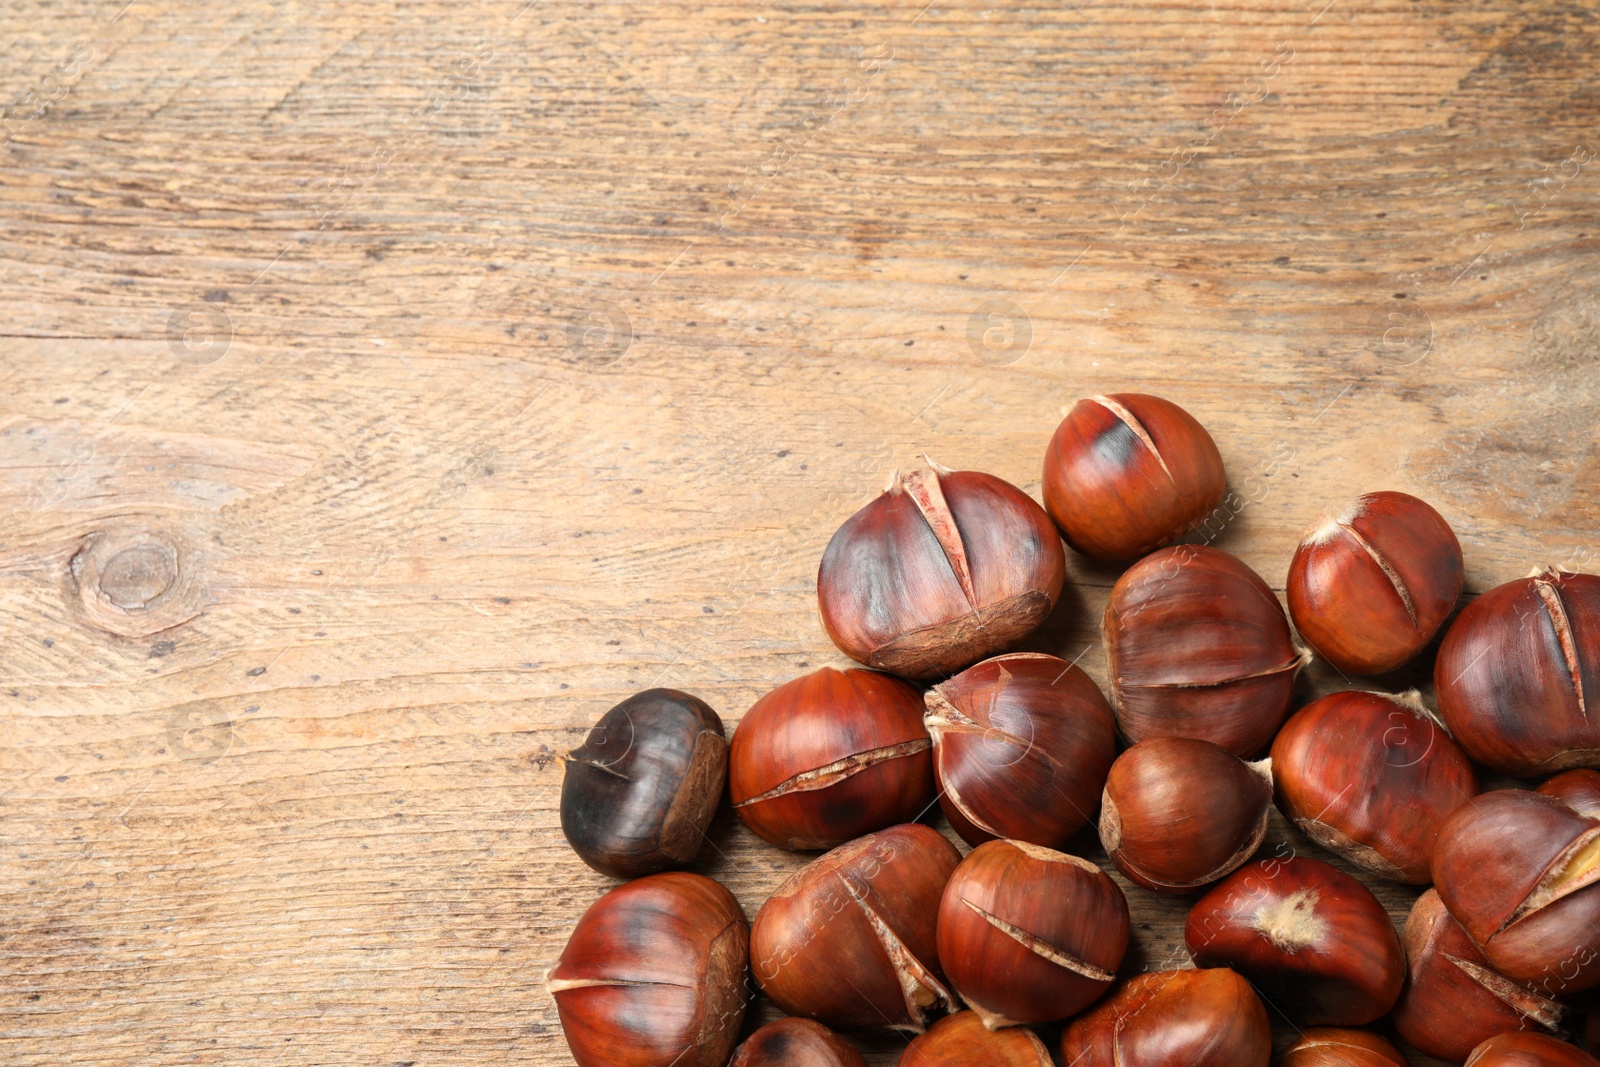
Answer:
[1060, 967, 1271, 1067]
[1432, 788, 1600, 995]
[1390, 889, 1565, 1062]
[1041, 392, 1226, 561]
[750, 823, 960, 1032]
[1543, 770, 1600, 819]
[817, 460, 1066, 680]
[1281, 1028, 1409, 1066]
[1435, 568, 1600, 775]
[729, 1018, 866, 1067]
[1186, 856, 1404, 1024]
[924, 652, 1117, 848]
[936, 839, 1129, 1027]
[1270, 689, 1477, 883]
[729, 667, 932, 850]
[1286, 490, 1463, 675]
[1466, 1033, 1600, 1066]
[546, 872, 749, 1067]
[1103, 544, 1309, 756]
[1098, 736, 1271, 894]
[897, 1011, 1052, 1066]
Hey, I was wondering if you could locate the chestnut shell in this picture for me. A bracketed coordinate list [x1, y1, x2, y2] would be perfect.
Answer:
[729, 1017, 866, 1067]
[1061, 967, 1271, 1067]
[896, 1011, 1052, 1065]
[1281, 1028, 1409, 1066]
[1542, 770, 1600, 819]
[1465, 1033, 1600, 1066]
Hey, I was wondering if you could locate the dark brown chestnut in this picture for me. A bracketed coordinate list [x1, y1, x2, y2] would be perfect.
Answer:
[729, 1017, 866, 1067]
[750, 823, 960, 1033]
[1103, 544, 1310, 757]
[560, 688, 728, 878]
[1098, 736, 1272, 894]
[1060, 967, 1271, 1067]
[1270, 689, 1477, 883]
[1041, 392, 1226, 562]
[936, 839, 1129, 1027]
[1186, 856, 1404, 1025]
[1281, 1028, 1409, 1066]
[924, 652, 1116, 848]
[817, 460, 1066, 681]
[1543, 770, 1600, 819]
[1286, 490, 1463, 675]
[729, 668, 932, 851]
[1436, 569, 1600, 775]
[1466, 1033, 1600, 1066]
[897, 1011, 1052, 1065]
[546, 872, 749, 1067]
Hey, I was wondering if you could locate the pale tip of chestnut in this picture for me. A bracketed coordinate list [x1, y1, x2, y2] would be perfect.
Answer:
[1303, 499, 1366, 545]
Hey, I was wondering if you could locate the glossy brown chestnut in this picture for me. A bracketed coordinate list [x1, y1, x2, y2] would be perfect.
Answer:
[1466, 1033, 1600, 1066]
[1281, 1028, 1409, 1066]
[546, 872, 749, 1067]
[1390, 889, 1565, 1062]
[1041, 392, 1227, 562]
[729, 668, 933, 851]
[1286, 491, 1463, 675]
[896, 1011, 1052, 1066]
[750, 823, 960, 1033]
[1060, 967, 1271, 1067]
[817, 460, 1066, 680]
[1270, 689, 1477, 883]
[924, 652, 1117, 848]
[1103, 544, 1310, 756]
[1098, 736, 1272, 894]
[936, 839, 1129, 1027]
[1543, 771, 1600, 819]
[1436, 569, 1600, 775]
[1186, 856, 1404, 1024]
[1432, 788, 1600, 995]
[560, 688, 728, 878]
[729, 1018, 866, 1067]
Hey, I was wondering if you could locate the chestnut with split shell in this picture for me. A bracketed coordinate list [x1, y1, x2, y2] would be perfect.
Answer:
[1060, 966, 1271, 1067]
[1281, 1028, 1410, 1066]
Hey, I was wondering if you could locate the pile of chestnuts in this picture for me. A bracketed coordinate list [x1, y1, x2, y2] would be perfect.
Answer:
[547, 392, 1600, 1067]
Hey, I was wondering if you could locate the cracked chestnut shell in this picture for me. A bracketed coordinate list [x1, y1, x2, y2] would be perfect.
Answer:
[1271, 689, 1477, 883]
[729, 1018, 866, 1067]
[1287, 491, 1463, 675]
[1103, 545, 1309, 757]
[1281, 1028, 1409, 1066]
[924, 652, 1116, 848]
[1186, 856, 1404, 1025]
[1542, 770, 1600, 819]
[750, 823, 960, 1033]
[1436, 569, 1600, 775]
[896, 1011, 1053, 1066]
[1098, 736, 1272, 894]
[1391, 889, 1565, 1062]
[546, 872, 749, 1067]
[1060, 967, 1271, 1067]
[560, 688, 728, 879]
[729, 667, 932, 851]
[817, 460, 1066, 681]
[936, 839, 1129, 1027]
[1466, 1033, 1600, 1066]
[1041, 393, 1227, 562]
[1432, 788, 1600, 995]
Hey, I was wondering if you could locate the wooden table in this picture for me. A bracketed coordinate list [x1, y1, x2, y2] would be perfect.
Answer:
[3, 0, 1597, 1064]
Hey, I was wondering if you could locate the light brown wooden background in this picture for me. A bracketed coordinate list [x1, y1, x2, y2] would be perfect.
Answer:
[2, 0, 1597, 1064]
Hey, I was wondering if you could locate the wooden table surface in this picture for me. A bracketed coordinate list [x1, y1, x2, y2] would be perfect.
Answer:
[3, 0, 1598, 1064]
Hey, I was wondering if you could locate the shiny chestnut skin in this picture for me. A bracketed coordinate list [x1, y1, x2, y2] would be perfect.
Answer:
[1041, 393, 1226, 562]
[1543, 770, 1600, 819]
[729, 668, 932, 851]
[925, 652, 1116, 848]
[817, 460, 1066, 680]
[1287, 491, 1463, 675]
[897, 1011, 1052, 1066]
[1103, 544, 1310, 757]
[1432, 788, 1600, 995]
[1436, 569, 1600, 775]
[546, 872, 749, 1067]
[1186, 857, 1404, 1025]
[1391, 889, 1565, 1062]
[729, 1018, 866, 1067]
[750, 823, 960, 1033]
[936, 839, 1129, 1027]
[1271, 690, 1477, 883]
[1098, 736, 1271, 894]
[1466, 1033, 1600, 1066]
[1061, 967, 1271, 1067]
[1281, 1028, 1409, 1066]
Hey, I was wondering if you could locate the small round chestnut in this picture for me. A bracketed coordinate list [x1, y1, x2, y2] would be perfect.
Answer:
[729, 668, 933, 851]
[1435, 568, 1600, 775]
[1542, 770, 1600, 819]
[729, 1018, 866, 1067]
[560, 688, 728, 878]
[1102, 544, 1310, 757]
[546, 872, 749, 1067]
[1041, 392, 1226, 561]
[1061, 967, 1271, 1067]
[817, 459, 1066, 680]
[1466, 1033, 1600, 1066]
[1270, 689, 1477, 883]
[924, 652, 1117, 848]
[1281, 1028, 1409, 1066]
[1186, 856, 1404, 1025]
[897, 1011, 1052, 1066]
[936, 839, 1130, 1027]
[1098, 736, 1272, 894]
[1286, 490, 1463, 675]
